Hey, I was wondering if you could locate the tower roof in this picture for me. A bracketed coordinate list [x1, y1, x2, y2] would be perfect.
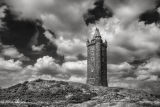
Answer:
[93, 28, 101, 38]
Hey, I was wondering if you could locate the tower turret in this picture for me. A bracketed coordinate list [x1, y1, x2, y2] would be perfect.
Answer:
[94, 28, 101, 37]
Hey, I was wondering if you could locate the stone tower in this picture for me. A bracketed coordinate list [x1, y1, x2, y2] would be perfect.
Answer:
[86, 28, 108, 86]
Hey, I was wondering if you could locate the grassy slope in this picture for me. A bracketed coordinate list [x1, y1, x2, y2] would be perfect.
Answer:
[0, 79, 160, 107]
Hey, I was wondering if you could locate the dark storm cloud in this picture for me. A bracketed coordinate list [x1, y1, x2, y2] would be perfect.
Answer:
[0, 8, 63, 65]
[139, 10, 160, 24]
[0, 0, 5, 6]
[84, 0, 112, 25]
[128, 58, 148, 68]
[139, 0, 160, 24]
[3, 0, 95, 61]
[0, 9, 37, 48]
[156, 0, 160, 8]
[156, 47, 160, 58]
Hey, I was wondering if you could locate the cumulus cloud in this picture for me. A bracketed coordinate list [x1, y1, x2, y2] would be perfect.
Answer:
[5, 0, 94, 35]
[104, 0, 156, 28]
[108, 57, 160, 92]
[88, 6, 160, 92]
[0, 0, 94, 87]
[41, 0, 94, 32]
[3, 0, 160, 64]
[136, 57, 160, 81]
[30, 56, 87, 82]
[5, 0, 54, 19]
[44, 30, 87, 61]
[0, 57, 22, 72]
[2, 46, 22, 58]
[33, 56, 62, 76]
[3, 0, 96, 62]
[31, 44, 44, 52]
[102, 16, 160, 89]
[0, 56, 87, 88]
[108, 62, 132, 73]
[0, 7, 62, 64]
[54, 37, 87, 61]
[0, 44, 30, 61]
[108, 57, 160, 80]
[32, 56, 86, 79]
[107, 62, 135, 83]
[62, 60, 87, 77]
[89, 17, 160, 64]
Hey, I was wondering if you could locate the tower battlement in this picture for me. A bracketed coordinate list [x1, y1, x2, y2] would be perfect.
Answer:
[87, 39, 107, 47]
[86, 28, 108, 86]
[87, 28, 107, 47]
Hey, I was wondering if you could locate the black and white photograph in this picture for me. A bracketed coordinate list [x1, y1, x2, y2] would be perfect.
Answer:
[0, 0, 160, 107]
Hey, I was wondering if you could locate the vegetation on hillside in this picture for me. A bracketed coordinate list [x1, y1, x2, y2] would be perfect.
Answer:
[0, 79, 160, 107]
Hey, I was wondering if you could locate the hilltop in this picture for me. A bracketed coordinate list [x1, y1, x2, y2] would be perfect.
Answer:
[0, 79, 160, 107]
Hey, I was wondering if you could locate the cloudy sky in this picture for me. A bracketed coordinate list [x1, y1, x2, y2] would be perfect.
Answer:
[0, 0, 160, 94]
